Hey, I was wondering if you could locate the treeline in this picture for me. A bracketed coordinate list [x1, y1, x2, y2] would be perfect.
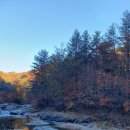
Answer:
[29, 10, 130, 112]
[0, 71, 33, 103]
[0, 79, 16, 103]
[0, 71, 33, 88]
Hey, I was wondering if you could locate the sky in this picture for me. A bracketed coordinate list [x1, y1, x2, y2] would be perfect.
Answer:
[0, 0, 130, 72]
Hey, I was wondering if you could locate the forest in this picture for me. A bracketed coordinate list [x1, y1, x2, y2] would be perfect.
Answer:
[0, 71, 33, 103]
[29, 10, 130, 113]
[0, 10, 130, 114]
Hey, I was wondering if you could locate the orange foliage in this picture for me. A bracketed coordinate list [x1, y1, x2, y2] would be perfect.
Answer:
[123, 100, 130, 112]
[99, 97, 110, 106]
[0, 71, 33, 88]
[66, 101, 74, 109]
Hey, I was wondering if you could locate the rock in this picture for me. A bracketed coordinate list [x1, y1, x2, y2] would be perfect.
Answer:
[26, 118, 49, 126]
[41, 114, 76, 123]
[41, 115, 62, 122]
[79, 116, 96, 123]
[20, 112, 24, 115]
[65, 118, 76, 123]
[55, 122, 100, 130]
[6, 104, 19, 111]
[1, 106, 6, 110]
[33, 126, 57, 130]
[0, 110, 10, 117]
[10, 112, 18, 115]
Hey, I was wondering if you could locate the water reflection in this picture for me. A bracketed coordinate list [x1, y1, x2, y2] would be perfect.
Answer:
[0, 117, 70, 130]
[0, 117, 32, 130]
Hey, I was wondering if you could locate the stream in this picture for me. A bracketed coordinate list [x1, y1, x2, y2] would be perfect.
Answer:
[0, 104, 127, 130]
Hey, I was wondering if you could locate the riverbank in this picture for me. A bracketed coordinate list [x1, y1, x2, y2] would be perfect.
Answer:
[0, 103, 130, 130]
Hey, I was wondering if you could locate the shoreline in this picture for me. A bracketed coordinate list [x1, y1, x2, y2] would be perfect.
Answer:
[0, 103, 130, 130]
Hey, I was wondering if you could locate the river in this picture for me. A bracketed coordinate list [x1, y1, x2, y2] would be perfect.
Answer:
[0, 103, 127, 130]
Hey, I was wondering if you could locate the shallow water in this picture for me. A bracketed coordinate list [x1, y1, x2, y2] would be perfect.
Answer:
[0, 117, 33, 130]
[0, 104, 124, 130]
[0, 117, 66, 130]
[0, 117, 124, 130]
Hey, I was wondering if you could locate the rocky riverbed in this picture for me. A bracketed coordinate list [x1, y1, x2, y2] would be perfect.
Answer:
[0, 103, 129, 130]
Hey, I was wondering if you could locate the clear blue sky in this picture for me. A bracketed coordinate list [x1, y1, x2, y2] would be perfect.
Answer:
[0, 0, 129, 72]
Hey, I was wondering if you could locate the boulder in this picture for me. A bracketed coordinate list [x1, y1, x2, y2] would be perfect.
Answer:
[41, 114, 76, 123]
[10, 112, 18, 115]
[79, 116, 96, 123]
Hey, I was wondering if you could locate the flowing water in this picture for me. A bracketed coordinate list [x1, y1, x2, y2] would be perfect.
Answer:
[0, 117, 32, 130]
[0, 105, 124, 130]
[0, 117, 67, 130]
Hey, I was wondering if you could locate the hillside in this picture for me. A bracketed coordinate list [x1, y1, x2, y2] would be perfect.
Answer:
[0, 71, 33, 103]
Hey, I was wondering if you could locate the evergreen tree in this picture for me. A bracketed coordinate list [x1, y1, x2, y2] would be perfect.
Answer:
[67, 29, 82, 58]
[104, 23, 119, 74]
[120, 10, 130, 78]
[80, 30, 91, 62]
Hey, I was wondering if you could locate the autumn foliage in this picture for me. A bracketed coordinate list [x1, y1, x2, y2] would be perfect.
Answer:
[28, 10, 130, 114]
[0, 10, 129, 114]
[0, 71, 33, 103]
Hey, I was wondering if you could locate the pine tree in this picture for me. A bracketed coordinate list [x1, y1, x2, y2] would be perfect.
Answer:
[120, 10, 130, 78]
[67, 29, 82, 58]
[80, 30, 91, 62]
